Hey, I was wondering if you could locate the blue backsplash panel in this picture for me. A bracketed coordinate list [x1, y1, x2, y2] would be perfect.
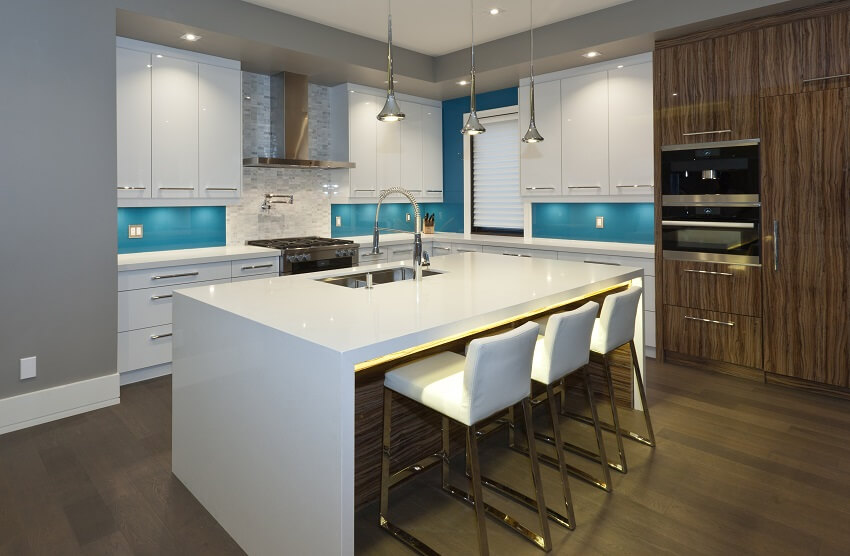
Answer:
[117, 207, 226, 254]
[330, 203, 461, 237]
[532, 203, 654, 244]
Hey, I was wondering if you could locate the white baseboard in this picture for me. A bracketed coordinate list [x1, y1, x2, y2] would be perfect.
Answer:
[120, 363, 171, 386]
[0, 373, 120, 436]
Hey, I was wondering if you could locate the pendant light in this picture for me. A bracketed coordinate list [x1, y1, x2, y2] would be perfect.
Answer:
[522, 0, 543, 143]
[461, 0, 485, 134]
[377, 0, 405, 122]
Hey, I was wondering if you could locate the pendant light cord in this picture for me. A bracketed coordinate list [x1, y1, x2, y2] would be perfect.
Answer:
[470, 0, 476, 113]
[387, 0, 393, 96]
[528, 0, 534, 120]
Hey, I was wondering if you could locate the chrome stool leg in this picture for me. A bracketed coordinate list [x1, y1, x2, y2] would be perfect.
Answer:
[601, 353, 628, 473]
[630, 340, 656, 447]
[467, 424, 490, 556]
[544, 385, 577, 529]
[582, 366, 613, 490]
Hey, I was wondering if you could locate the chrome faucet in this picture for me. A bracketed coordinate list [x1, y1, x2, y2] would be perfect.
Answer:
[372, 187, 425, 279]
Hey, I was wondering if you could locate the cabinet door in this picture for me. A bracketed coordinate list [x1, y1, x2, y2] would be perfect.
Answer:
[656, 33, 758, 145]
[422, 105, 443, 198]
[116, 48, 151, 199]
[609, 62, 654, 196]
[400, 102, 423, 194]
[199, 64, 241, 199]
[349, 92, 378, 197]
[152, 55, 199, 198]
[561, 71, 608, 196]
[519, 80, 562, 196]
[377, 105, 402, 193]
[761, 90, 850, 386]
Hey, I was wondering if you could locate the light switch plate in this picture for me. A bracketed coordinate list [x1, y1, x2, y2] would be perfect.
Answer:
[20, 356, 36, 380]
[128, 224, 143, 239]
[595, 216, 604, 229]
[335, 216, 342, 227]
[406, 213, 411, 222]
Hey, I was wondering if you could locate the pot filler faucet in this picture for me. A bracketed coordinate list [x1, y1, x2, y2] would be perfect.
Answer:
[372, 187, 429, 279]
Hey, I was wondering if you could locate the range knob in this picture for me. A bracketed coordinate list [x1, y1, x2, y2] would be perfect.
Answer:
[287, 255, 297, 262]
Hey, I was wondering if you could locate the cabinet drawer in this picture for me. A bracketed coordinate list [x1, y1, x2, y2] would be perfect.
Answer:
[431, 242, 453, 256]
[231, 256, 279, 279]
[232, 273, 277, 283]
[118, 261, 230, 291]
[482, 245, 559, 260]
[663, 305, 762, 368]
[359, 250, 388, 264]
[387, 245, 416, 262]
[118, 278, 229, 333]
[118, 324, 173, 373]
[452, 243, 483, 253]
[662, 259, 761, 316]
[557, 251, 654, 276]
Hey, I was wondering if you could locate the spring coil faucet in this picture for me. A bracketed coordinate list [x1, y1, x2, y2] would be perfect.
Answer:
[372, 187, 424, 280]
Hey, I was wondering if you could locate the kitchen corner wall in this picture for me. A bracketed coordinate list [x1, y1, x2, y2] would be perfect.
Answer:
[226, 72, 333, 244]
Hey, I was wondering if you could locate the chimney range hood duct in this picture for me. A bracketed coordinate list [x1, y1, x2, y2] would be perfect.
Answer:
[243, 72, 354, 169]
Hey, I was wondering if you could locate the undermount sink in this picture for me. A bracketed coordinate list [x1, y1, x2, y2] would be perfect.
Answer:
[316, 267, 443, 288]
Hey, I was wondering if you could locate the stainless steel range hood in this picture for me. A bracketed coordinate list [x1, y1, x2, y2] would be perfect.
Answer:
[243, 72, 354, 169]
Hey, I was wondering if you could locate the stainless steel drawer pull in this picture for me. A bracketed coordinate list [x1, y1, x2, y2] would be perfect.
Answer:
[683, 269, 733, 277]
[241, 263, 274, 270]
[502, 253, 531, 257]
[585, 260, 619, 266]
[354, 189, 374, 193]
[525, 186, 555, 190]
[457, 249, 479, 252]
[682, 130, 732, 137]
[150, 294, 173, 300]
[661, 220, 755, 229]
[393, 249, 413, 254]
[684, 315, 735, 327]
[615, 184, 654, 188]
[566, 185, 601, 189]
[150, 333, 173, 340]
[158, 187, 195, 190]
[802, 72, 850, 84]
[151, 272, 199, 280]
[433, 246, 451, 251]
[205, 187, 239, 191]
[426, 189, 442, 193]
[117, 186, 147, 190]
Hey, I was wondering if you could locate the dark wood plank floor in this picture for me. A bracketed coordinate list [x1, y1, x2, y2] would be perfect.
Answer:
[2, 359, 850, 555]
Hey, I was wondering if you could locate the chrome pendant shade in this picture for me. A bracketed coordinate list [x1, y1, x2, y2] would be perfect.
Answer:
[377, 0, 405, 122]
[522, 0, 543, 143]
[462, 0, 485, 135]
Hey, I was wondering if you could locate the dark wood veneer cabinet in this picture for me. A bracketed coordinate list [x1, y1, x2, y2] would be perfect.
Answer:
[760, 89, 850, 387]
[661, 260, 761, 316]
[655, 32, 759, 146]
[760, 12, 850, 97]
[663, 305, 762, 369]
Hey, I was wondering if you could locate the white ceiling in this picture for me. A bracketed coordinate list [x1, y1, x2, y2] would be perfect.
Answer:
[242, 0, 633, 56]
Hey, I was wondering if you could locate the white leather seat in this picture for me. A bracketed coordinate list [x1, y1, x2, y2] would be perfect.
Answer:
[531, 302, 598, 386]
[589, 286, 642, 355]
[385, 322, 540, 426]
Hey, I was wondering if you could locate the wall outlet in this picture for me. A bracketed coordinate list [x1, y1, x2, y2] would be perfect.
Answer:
[128, 224, 143, 239]
[20, 356, 36, 380]
[335, 216, 342, 227]
[595, 216, 605, 229]
[406, 213, 411, 222]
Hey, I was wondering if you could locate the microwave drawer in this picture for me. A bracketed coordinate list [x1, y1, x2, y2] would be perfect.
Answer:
[663, 305, 762, 369]
[662, 260, 761, 316]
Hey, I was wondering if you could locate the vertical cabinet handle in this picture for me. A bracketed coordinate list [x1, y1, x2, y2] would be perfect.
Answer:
[773, 220, 779, 271]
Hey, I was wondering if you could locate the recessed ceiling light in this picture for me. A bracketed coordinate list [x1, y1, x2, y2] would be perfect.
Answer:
[180, 33, 201, 42]
[617, 64, 624, 69]
[384, 79, 399, 84]
[489, 8, 503, 15]
[146, 64, 152, 68]
[457, 80, 470, 86]
[583, 51, 602, 58]
[155, 54, 163, 58]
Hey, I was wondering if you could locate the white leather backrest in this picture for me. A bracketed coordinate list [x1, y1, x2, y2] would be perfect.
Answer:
[463, 321, 539, 424]
[597, 286, 643, 353]
[539, 301, 599, 384]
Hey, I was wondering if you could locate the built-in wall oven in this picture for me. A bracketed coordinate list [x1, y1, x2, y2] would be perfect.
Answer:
[661, 139, 761, 265]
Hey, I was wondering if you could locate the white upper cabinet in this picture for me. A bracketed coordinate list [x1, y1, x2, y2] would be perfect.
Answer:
[152, 55, 199, 198]
[519, 79, 562, 196]
[116, 48, 151, 199]
[608, 62, 654, 195]
[199, 64, 242, 199]
[348, 92, 379, 197]
[400, 102, 423, 194]
[422, 105, 443, 198]
[377, 109, 401, 192]
[561, 70, 609, 196]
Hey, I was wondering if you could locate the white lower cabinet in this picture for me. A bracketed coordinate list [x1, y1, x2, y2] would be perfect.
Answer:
[482, 245, 559, 260]
[118, 324, 173, 373]
[359, 248, 388, 265]
[232, 273, 277, 283]
[453, 243, 483, 253]
[118, 278, 230, 332]
[387, 244, 416, 262]
[430, 241, 453, 256]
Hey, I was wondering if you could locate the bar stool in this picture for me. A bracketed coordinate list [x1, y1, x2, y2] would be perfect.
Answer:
[380, 322, 551, 555]
[562, 286, 655, 475]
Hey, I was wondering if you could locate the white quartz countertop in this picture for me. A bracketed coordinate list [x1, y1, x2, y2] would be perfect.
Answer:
[341, 232, 655, 259]
[118, 245, 280, 271]
[175, 252, 643, 362]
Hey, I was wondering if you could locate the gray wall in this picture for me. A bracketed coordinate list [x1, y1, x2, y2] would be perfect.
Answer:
[0, 0, 118, 398]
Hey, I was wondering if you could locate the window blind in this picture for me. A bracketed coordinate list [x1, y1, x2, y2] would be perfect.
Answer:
[472, 117, 523, 231]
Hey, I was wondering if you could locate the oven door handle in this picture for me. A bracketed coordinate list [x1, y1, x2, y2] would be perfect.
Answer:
[661, 220, 756, 229]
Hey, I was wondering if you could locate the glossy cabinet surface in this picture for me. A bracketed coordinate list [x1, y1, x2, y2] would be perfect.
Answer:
[376, 107, 401, 192]
[519, 80, 562, 196]
[116, 48, 152, 199]
[152, 55, 199, 198]
[609, 62, 654, 195]
[199, 64, 242, 199]
[400, 102, 423, 194]
[421, 105, 443, 198]
[562, 70, 609, 195]
[348, 92, 379, 197]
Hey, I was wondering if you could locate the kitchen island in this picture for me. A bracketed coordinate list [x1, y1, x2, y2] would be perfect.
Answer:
[171, 253, 645, 555]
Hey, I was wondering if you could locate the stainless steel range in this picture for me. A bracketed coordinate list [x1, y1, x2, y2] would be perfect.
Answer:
[246, 236, 360, 275]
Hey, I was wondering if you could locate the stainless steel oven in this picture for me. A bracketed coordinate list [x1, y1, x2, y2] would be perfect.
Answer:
[661, 139, 760, 204]
[661, 205, 761, 265]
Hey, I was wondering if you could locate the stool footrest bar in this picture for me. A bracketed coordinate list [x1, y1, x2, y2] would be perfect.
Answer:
[475, 473, 574, 530]
[561, 410, 656, 447]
